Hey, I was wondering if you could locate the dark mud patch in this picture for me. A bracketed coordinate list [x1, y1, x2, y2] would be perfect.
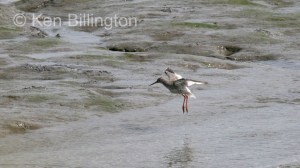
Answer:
[142, 12, 169, 19]
[123, 53, 162, 62]
[3, 120, 41, 134]
[100, 86, 130, 90]
[68, 55, 112, 60]
[80, 69, 113, 81]
[239, 105, 269, 109]
[22, 86, 46, 90]
[2, 95, 22, 101]
[21, 64, 68, 72]
[256, 97, 300, 105]
[107, 42, 151, 52]
[0, 58, 7, 66]
[216, 45, 242, 56]
[226, 54, 278, 62]
[150, 44, 212, 57]
[172, 20, 238, 30]
[1, 95, 22, 105]
[82, 70, 110, 76]
[165, 142, 193, 168]
[1, 94, 57, 105]
[264, 0, 294, 6]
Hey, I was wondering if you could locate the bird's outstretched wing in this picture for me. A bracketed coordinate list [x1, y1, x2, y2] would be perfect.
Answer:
[165, 68, 183, 81]
[185, 79, 208, 86]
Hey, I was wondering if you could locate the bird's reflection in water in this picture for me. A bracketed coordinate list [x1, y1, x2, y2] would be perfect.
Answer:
[165, 138, 193, 168]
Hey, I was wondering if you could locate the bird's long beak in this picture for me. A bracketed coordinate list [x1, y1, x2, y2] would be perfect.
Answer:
[149, 81, 158, 86]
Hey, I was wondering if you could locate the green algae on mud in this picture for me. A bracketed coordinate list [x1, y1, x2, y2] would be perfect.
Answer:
[28, 38, 61, 48]
[103, 60, 125, 68]
[266, 13, 300, 28]
[264, 0, 294, 6]
[151, 31, 185, 41]
[123, 53, 157, 62]
[237, 9, 273, 19]
[237, 9, 300, 28]
[84, 95, 124, 112]
[25, 94, 53, 103]
[7, 38, 62, 53]
[0, 5, 23, 39]
[173, 22, 219, 29]
[0, 26, 23, 39]
[226, 0, 257, 5]
[0, 72, 10, 80]
[0, 58, 7, 66]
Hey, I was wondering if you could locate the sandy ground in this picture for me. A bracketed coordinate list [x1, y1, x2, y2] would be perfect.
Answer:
[0, 0, 300, 167]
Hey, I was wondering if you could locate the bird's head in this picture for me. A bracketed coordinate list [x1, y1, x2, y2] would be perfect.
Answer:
[149, 77, 163, 86]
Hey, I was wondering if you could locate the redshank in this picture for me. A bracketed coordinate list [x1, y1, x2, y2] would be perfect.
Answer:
[150, 68, 206, 113]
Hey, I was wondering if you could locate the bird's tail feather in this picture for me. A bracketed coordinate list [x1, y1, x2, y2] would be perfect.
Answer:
[189, 93, 196, 99]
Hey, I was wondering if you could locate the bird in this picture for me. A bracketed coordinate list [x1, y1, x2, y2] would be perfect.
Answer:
[150, 68, 206, 113]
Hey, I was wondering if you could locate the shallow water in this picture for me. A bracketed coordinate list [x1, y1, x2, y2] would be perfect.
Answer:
[0, 0, 300, 167]
[0, 0, 18, 5]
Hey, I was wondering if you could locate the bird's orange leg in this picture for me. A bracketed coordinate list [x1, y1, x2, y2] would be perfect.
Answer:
[185, 95, 189, 113]
[182, 95, 186, 113]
